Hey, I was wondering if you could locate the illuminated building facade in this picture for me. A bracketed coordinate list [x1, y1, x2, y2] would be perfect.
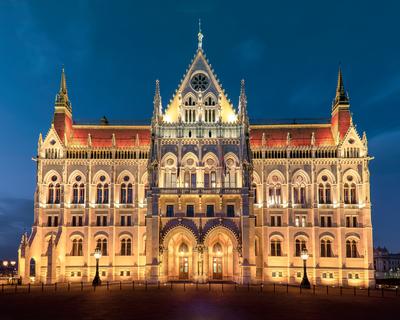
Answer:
[18, 30, 374, 287]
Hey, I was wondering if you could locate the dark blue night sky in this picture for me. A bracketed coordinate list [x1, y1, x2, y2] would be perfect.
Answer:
[1, 0, 399, 258]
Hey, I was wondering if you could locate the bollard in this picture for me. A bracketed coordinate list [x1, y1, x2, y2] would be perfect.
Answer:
[184, 282, 186, 291]
[209, 282, 211, 291]
[93, 285, 96, 292]
[107, 281, 109, 290]
[368, 287, 370, 297]
[81, 282, 83, 292]
[1, 283, 4, 293]
[313, 285, 315, 295]
[326, 285, 329, 295]
[28, 283, 31, 293]
[248, 283, 250, 292]
[120, 281, 122, 290]
[55, 283, 57, 292]
[396, 287, 398, 297]
[353, 287, 356, 296]
[145, 281, 148, 291]
[340, 286, 342, 296]
[196, 282, 198, 291]
[15, 284, 17, 293]
[286, 283, 289, 294]
[42, 283, 44, 292]
[235, 282, 237, 291]
[170, 282, 173, 291]
[68, 282, 70, 292]
[381, 288, 384, 298]
[222, 283, 224, 292]
[132, 281, 135, 291]
[300, 285, 302, 295]
[273, 283, 276, 294]
[158, 281, 160, 290]
[260, 283, 263, 293]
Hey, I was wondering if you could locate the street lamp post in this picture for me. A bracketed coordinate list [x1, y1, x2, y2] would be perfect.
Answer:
[300, 249, 311, 289]
[92, 248, 102, 287]
[10, 261, 16, 278]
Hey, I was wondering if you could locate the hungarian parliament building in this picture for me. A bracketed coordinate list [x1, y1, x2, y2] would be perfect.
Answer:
[18, 30, 374, 287]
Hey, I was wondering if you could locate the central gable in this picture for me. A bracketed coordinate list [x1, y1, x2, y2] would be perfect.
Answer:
[163, 49, 236, 123]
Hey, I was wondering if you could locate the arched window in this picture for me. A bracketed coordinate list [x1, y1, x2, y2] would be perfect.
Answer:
[346, 239, 358, 258]
[179, 242, 189, 254]
[224, 170, 236, 188]
[350, 183, 357, 204]
[79, 183, 85, 203]
[320, 239, 333, 257]
[318, 181, 332, 204]
[55, 184, 61, 203]
[344, 183, 350, 204]
[295, 239, 307, 257]
[96, 238, 108, 256]
[96, 181, 109, 204]
[269, 184, 282, 205]
[121, 238, 132, 256]
[213, 242, 222, 255]
[29, 258, 36, 277]
[73, 184, 79, 204]
[270, 239, 282, 256]
[120, 183, 127, 203]
[293, 184, 306, 205]
[71, 239, 83, 256]
[48, 184, 54, 204]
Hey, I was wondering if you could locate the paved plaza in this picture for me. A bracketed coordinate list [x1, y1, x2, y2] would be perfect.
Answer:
[0, 283, 398, 319]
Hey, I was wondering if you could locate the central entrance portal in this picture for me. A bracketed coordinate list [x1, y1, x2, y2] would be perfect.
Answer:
[179, 257, 189, 280]
[212, 257, 223, 280]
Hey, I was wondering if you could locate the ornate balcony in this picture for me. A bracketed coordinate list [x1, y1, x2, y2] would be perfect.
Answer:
[158, 187, 243, 195]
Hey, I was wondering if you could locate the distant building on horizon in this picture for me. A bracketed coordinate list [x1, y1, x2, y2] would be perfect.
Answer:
[374, 247, 400, 279]
[17, 28, 374, 287]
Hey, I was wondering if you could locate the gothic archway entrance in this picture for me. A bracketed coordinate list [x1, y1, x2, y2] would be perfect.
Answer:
[203, 227, 239, 282]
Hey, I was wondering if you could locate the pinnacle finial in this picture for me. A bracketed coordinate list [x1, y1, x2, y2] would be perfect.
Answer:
[55, 66, 71, 111]
[198, 19, 204, 50]
[334, 64, 349, 106]
[60, 67, 67, 94]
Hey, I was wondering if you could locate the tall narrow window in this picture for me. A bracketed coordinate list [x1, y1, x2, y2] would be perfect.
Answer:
[295, 239, 306, 256]
[55, 184, 61, 204]
[48, 184, 54, 204]
[206, 205, 214, 217]
[271, 239, 282, 256]
[73, 184, 79, 204]
[211, 171, 216, 188]
[120, 183, 127, 203]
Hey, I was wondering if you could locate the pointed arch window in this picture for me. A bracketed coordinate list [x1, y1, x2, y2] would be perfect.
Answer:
[293, 184, 306, 205]
[346, 239, 358, 258]
[320, 239, 333, 257]
[270, 239, 282, 256]
[318, 181, 332, 204]
[295, 239, 307, 257]
[120, 182, 133, 204]
[48, 184, 54, 204]
[71, 239, 83, 256]
[96, 183, 109, 204]
[96, 238, 108, 256]
[121, 238, 132, 256]
[72, 183, 85, 204]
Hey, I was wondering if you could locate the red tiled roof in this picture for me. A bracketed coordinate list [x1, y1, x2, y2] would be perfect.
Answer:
[69, 126, 151, 147]
[250, 125, 335, 147]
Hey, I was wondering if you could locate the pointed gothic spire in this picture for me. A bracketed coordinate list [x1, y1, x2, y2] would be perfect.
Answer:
[198, 19, 204, 50]
[153, 79, 162, 121]
[239, 79, 248, 122]
[60, 67, 67, 94]
[333, 65, 349, 107]
[55, 67, 72, 112]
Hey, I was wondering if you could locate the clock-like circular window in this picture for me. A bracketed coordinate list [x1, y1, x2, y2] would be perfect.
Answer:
[190, 73, 209, 91]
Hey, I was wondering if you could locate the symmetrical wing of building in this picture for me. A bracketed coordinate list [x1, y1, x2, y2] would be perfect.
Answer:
[18, 31, 374, 287]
